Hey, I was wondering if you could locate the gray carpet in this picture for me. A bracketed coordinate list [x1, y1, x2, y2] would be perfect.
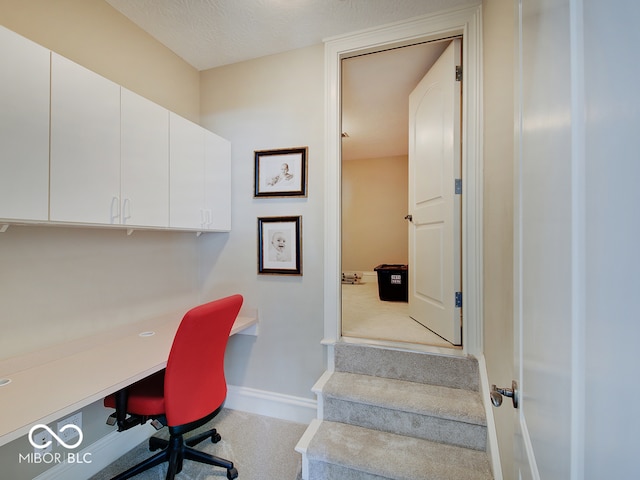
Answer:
[89, 409, 306, 480]
[299, 343, 493, 480]
[306, 421, 492, 480]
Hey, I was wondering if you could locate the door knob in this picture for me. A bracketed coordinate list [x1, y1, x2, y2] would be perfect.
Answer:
[490, 381, 519, 409]
[404, 214, 413, 222]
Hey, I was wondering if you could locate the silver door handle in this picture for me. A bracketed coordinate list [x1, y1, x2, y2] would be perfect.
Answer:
[490, 381, 519, 409]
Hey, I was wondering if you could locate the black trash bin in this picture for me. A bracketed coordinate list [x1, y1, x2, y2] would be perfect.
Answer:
[374, 264, 408, 302]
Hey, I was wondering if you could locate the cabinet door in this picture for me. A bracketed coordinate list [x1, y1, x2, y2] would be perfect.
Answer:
[121, 88, 169, 228]
[50, 53, 121, 224]
[169, 113, 205, 230]
[0, 27, 50, 221]
[204, 131, 232, 231]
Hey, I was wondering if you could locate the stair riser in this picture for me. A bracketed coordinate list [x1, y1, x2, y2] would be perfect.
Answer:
[335, 344, 479, 391]
[324, 398, 487, 450]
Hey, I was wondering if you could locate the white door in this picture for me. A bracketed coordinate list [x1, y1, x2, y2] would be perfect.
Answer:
[408, 39, 461, 345]
[513, 0, 576, 478]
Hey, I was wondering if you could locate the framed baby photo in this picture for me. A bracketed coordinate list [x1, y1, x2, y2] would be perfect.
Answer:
[254, 147, 308, 198]
[257, 216, 302, 275]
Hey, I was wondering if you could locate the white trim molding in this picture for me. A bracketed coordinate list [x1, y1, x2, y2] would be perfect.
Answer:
[225, 385, 317, 424]
[323, 4, 484, 356]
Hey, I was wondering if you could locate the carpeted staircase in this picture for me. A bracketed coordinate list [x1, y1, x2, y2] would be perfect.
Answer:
[295, 343, 494, 480]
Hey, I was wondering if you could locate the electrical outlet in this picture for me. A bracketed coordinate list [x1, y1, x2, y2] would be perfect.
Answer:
[57, 412, 82, 445]
[32, 428, 52, 454]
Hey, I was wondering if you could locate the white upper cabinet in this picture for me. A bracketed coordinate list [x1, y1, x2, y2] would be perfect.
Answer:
[0, 27, 50, 221]
[1, 26, 231, 233]
[50, 53, 121, 224]
[169, 113, 232, 232]
[169, 112, 205, 230]
[204, 131, 232, 231]
[121, 88, 170, 228]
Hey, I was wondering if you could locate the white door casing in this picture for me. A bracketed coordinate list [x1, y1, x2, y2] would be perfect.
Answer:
[408, 39, 462, 345]
[323, 5, 483, 355]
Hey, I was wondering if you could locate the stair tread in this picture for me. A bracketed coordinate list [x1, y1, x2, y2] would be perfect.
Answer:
[306, 420, 493, 480]
[322, 371, 486, 426]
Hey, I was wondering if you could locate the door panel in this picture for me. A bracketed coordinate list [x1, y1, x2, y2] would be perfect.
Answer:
[514, 0, 574, 478]
[408, 39, 461, 345]
[415, 226, 443, 306]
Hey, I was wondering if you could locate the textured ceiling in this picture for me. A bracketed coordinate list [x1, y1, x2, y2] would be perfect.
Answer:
[341, 40, 449, 160]
[105, 0, 472, 71]
[105, 0, 472, 160]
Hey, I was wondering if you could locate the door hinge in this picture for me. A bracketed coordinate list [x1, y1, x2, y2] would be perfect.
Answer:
[455, 292, 462, 308]
[455, 179, 462, 195]
[455, 65, 462, 82]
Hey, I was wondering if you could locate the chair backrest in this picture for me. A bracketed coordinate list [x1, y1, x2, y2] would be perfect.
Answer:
[163, 294, 243, 427]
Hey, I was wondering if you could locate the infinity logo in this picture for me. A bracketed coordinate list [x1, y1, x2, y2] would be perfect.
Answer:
[28, 424, 83, 450]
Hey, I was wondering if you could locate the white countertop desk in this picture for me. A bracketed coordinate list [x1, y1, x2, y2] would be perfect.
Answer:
[0, 311, 258, 447]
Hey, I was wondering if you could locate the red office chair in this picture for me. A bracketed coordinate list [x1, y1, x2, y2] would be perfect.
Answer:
[104, 294, 243, 480]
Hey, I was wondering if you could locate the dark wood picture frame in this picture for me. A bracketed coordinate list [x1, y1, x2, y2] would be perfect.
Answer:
[257, 216, 302, 275]
[254, 147, 308, 198]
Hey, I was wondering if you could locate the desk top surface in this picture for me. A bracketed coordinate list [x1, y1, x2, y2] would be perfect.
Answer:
[0, 311, 257, 447]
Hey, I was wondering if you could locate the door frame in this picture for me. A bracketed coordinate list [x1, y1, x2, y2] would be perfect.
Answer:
[323, 4, 484, 356]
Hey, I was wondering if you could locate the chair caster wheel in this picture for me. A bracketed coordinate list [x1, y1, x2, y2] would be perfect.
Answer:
[227, 467, 238, 479]
[212, 432, 222, 443]
[149, 438, 164, 452]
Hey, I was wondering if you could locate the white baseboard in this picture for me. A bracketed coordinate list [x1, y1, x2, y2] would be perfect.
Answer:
[225, 385, 317, 424]
[359, 271, 377, 282]
[34, 385, 316, 479]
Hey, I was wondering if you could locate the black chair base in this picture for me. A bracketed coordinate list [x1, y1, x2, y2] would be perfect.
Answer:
[111, 428, 238, 480]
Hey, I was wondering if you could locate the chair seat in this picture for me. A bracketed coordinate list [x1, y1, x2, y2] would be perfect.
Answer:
[104, 370, 165, 416]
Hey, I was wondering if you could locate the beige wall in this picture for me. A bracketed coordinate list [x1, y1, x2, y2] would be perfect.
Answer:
[0, 0, 200, 121]
[342, 155, 408, 272]
[199, 45, 327, 398]
[482, 0, 515, 477]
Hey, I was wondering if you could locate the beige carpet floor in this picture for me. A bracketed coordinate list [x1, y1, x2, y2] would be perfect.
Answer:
[341, 277, 457, 349]
[90, 409, 306, 480]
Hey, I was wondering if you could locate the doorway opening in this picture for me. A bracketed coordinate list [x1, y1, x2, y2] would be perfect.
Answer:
[340, 38, 460, 349]
[323, 5, 483, 356]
